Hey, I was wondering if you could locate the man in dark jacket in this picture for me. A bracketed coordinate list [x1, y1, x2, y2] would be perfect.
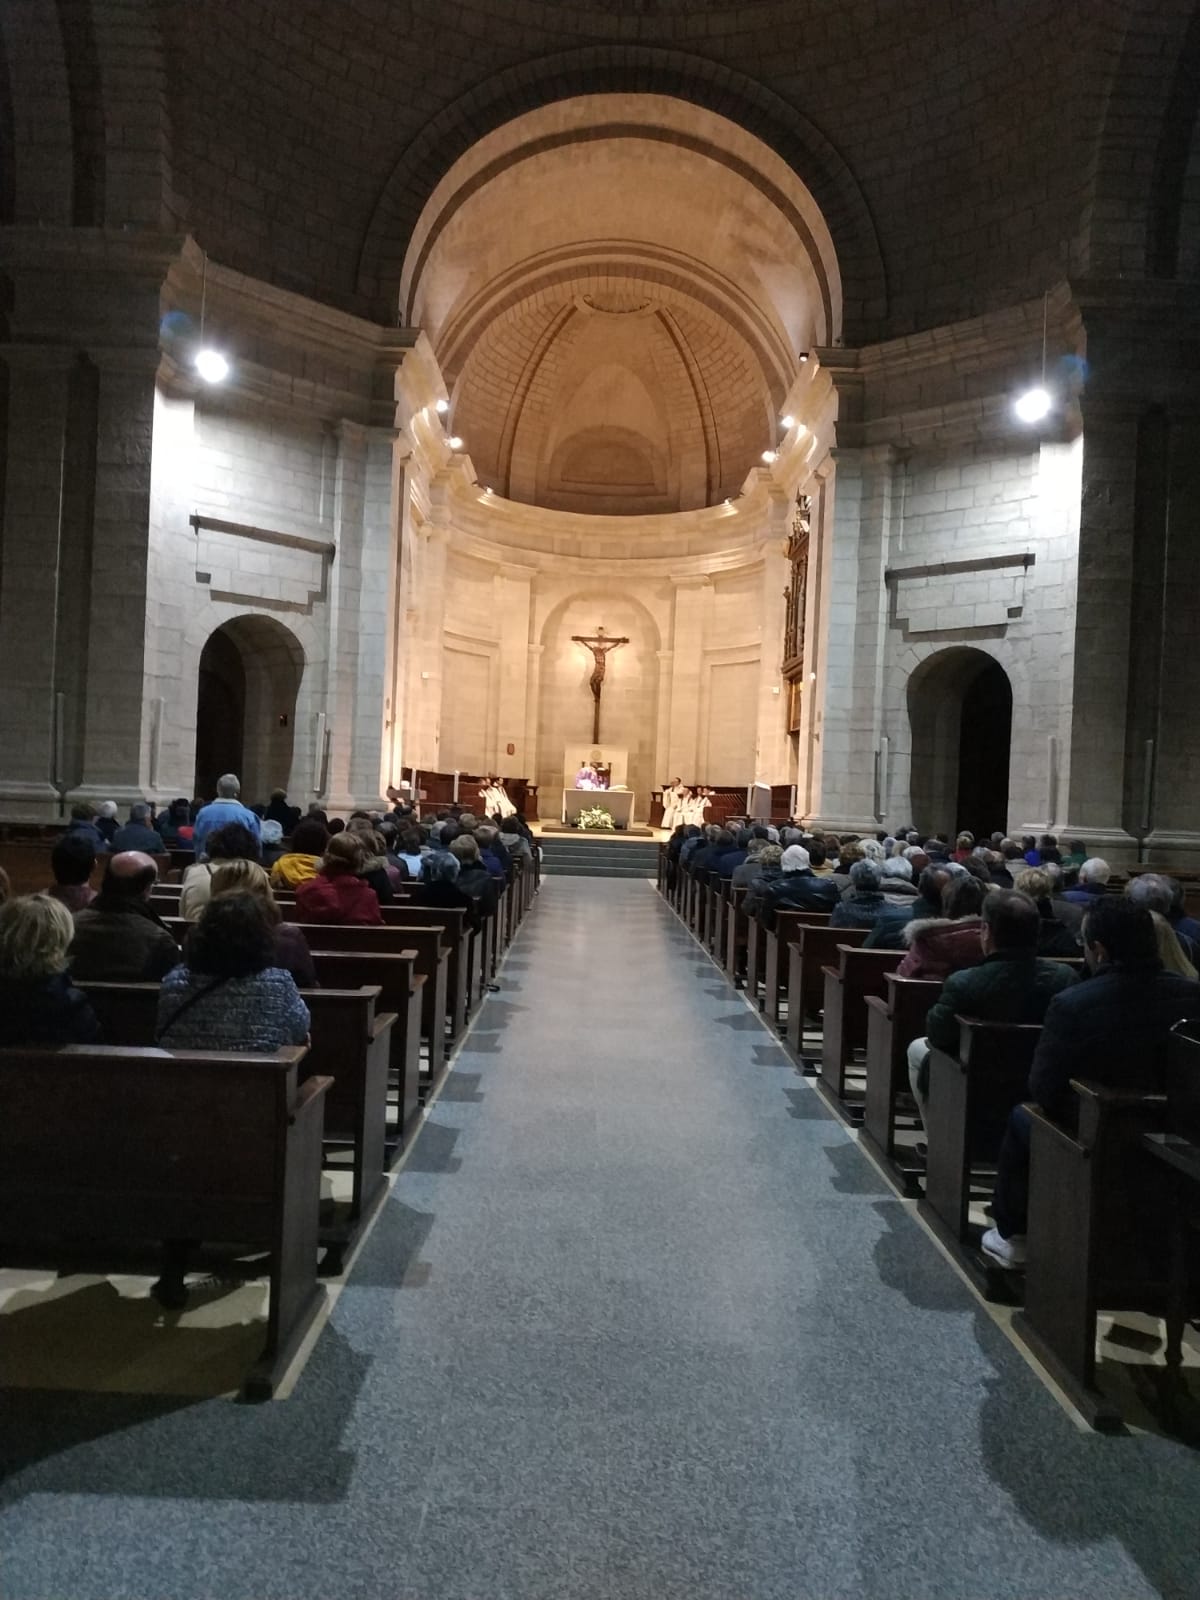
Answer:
[449, 835, 499, 921]
[754, 845, 840, 930]
[109, 802, 168, 856]
[69, 852, 180, 981]
[982, 897, 1200, 1268]
[714, 828, 754, 880]
[907, 889, 1077, 1129]
[830, 860, 891, 930]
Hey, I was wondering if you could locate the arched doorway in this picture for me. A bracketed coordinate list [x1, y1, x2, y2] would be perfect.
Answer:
[194, 616, 304, 803]
[907, 648, 1013, 838]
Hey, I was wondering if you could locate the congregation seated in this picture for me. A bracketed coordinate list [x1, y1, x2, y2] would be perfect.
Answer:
[678, 825, 706, 866]
[411, 849, 479, 924]
[865, 864, 952, 949]
[713, 827, 750, 879]
[726, 834, 766, 890]
[209, 860, 317, 988]
[387, 822, 426, 879]
[295, 832, 385, 925]
[192, 772, 262, 857]
[1011, 867, 1081, 956]
[830, 859, 890, 930]
[895, 873, 988, 979]
[269, 817, 329, 890]
[741, 844, 784, 919]
[109, 802, 167, 856]
[154, 796, 194, 848]
[69, 852, 179, 982]
[1060, 856, 1110, 905]
[906, 888, 1077, 1130]
[0, 894, 100, 1048]
[66, 801, 105, 852]
[499, 815, 534, 864]
[879, 856, 919, 904]
[828, 839, 865, 895]
[474, 824, 510, 880]
[982, 896, 1200, 1268]
[46, 833, 98, 913]
[181, 822, 262, 921]
[691, 826, 733, 873]
[1151, 910, 1197, 977]
[156, 892, 310, 1052]
[449, 834, 500, 919]
[754, 845, 839, 928]
[346, 819, 397, 901]
[1128, 871, 1200, 954]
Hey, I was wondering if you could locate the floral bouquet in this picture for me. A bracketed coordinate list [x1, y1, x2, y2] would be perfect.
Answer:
[576, 806, 615, 831]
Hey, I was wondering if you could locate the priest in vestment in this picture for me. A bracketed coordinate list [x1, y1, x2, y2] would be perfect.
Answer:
[574, 763, 603, 790]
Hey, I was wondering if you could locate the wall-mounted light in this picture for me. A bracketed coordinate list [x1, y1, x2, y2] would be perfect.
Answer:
[781, 414, 795, 429]
[435, 398, 449, 414]
[761, 449, 777, 465]
[447, 435, 463, 450]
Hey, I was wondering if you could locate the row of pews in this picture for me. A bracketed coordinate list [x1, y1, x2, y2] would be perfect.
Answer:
[661, 846, 1200, 1433]
[0, 852, 537, 1399]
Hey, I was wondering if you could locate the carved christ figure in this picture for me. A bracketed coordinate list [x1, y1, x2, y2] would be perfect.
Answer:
[571, 625, 629, 743]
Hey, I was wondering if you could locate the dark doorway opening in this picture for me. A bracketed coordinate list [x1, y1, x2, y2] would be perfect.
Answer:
[193, 616, 303, 803]
[195, 628, 246, 802]
[908, 648, 1013, 838]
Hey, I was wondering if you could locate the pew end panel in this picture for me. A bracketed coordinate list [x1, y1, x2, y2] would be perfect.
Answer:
[1013, 1082, 1189, 1430]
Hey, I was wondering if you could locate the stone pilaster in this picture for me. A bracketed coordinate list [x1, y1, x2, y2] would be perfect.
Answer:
[494, 564, 535, 775]
[665, 576, 711, 780]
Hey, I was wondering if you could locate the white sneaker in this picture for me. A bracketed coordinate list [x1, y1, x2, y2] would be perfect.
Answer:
[981, 1227, 1026, 1269]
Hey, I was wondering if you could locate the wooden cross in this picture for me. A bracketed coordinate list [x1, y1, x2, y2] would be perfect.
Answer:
[571, 625, 629, 744]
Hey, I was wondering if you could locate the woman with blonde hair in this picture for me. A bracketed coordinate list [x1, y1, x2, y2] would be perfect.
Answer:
[1151, 910, 1198, 979]
[209, 860, 317, 987]
[0, 894, 101, 1046]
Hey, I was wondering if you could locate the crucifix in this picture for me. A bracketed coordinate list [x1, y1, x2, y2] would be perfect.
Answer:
[571, 624, 629, 744]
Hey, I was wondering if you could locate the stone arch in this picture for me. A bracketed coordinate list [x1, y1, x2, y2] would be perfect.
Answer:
[356, 46, 886, 340]
[906, 646, 1013, 839]
[536, 587, 663, 816]
[194, 614, 305, 804]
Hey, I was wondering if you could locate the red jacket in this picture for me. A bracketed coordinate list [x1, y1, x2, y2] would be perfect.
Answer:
[897, 916, 985, 980]
[295, 871, 383, 926]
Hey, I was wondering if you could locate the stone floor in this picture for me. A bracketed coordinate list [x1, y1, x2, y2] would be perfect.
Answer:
[2, 878, 1199, 1599]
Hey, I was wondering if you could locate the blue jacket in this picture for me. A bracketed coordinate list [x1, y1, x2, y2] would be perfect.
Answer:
[192, 798, 263, 858]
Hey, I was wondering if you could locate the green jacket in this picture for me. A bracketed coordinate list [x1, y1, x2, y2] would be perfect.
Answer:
[925, 951, 1077, 1053]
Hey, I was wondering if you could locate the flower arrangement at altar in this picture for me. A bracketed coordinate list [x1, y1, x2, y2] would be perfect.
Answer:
[576, 805, 615, 831]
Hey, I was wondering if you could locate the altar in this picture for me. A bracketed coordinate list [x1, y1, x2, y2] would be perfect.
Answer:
[562, 788, 635, 828]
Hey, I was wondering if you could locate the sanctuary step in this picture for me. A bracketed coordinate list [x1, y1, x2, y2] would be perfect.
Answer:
[539, 836, 660, 879]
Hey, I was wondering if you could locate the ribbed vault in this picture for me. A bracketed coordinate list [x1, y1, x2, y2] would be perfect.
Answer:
[404, 95, 840, 515]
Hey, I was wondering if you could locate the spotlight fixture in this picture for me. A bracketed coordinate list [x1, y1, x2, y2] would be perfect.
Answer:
[194, 250, 232, 385]
[781, 414, 795, 429]
[484, 486, 494, 496]
[194, 348, 230, 384]
[723, 497, 733, 507]
[435, 398, 449, 414]
[799, 352, 810, 363]
[761, 449, 777, 465]
[447, 435, 463, 450]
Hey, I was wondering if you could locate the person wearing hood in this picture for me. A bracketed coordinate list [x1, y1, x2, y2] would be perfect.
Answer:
[754, 845, 841, 930]
[896, 874, 989, 979]
[69, 852, 180, 981]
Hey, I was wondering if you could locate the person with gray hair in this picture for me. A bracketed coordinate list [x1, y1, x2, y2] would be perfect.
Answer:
[859, 838, 886, 864]
[731, 833, 770, 889]
[95, 799, 120, 846]
[1127, 872, 1200, 962]
[1062, 857, 1111, 905]
[879, 855, 918, 904]
[192, 773, 262, 858]
[831, 858, 890, 930]
[109, 802, 166, 856]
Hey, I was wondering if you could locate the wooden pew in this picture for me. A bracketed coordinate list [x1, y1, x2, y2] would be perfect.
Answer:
[1013, 1081, 1183, 1429]
[78, 980, 398, 1273]
[861, 972, 943, 1191]
[308, 951, 423, 1139]
[725, 885, 749, 982]
[784, 925, 869, 1062]
[920, 1018, 1042, 1254]
[0, 1042, 328, 1400]
[764, 909, 831, 1032]
[818, 946, 904, 1112]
